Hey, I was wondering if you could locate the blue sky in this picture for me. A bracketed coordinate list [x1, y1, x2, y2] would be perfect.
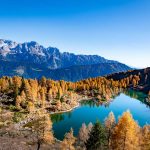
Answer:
[0, 0, 150, 68]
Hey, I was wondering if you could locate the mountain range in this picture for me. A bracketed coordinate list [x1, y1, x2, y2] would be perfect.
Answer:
[0, 39, 132, 81]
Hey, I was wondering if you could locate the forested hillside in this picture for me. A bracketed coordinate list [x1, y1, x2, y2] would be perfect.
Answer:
[106, 67, 150, 93]
[0, 60, 131, 81]
[0, 68, 150, 149]
[0, 68, 149, 113]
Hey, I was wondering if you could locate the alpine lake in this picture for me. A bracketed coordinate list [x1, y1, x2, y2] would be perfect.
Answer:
[51, 90, 150, 140]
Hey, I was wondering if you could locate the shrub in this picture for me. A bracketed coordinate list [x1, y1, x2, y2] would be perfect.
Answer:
[12, 112, 23, 123]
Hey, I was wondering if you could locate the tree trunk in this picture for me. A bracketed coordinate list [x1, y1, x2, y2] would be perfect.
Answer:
[37, 140, 41, 150]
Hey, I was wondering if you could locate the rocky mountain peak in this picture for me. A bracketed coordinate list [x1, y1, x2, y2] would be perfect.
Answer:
[0, 39, 122, 69]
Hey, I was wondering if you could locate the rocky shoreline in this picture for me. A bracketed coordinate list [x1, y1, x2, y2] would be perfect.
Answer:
[49, 96, 114, 115]
[49, 96, 90, 115]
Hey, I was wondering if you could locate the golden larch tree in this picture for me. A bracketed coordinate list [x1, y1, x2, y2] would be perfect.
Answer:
[61, 128, 76, 150]
[104, 111, 116, 149]
[111, 111, 140, 150]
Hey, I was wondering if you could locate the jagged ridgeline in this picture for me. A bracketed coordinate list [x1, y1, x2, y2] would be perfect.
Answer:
[0, 68, 149, 112]
[0, 39, 131, 81]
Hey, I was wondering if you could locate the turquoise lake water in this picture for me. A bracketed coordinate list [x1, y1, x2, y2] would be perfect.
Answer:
[51, 90, 150, 140]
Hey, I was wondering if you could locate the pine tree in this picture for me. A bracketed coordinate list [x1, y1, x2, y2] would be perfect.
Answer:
[85, 120, 106, 150]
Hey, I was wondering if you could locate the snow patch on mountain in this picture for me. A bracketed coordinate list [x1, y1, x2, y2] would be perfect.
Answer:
[0, 39, 123, 69]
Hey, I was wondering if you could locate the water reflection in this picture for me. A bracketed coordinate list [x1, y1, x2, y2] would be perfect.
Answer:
[51, 111, 72, 123]
[52, 90, 149, 123]
[123, 89, 150, 108]
[51, 114, 65, 123]
[51, 90, 150, 140]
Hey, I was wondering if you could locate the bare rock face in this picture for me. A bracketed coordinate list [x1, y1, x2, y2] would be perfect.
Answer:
[0, 39, 131, 81]
[0, 39, 116, 69]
